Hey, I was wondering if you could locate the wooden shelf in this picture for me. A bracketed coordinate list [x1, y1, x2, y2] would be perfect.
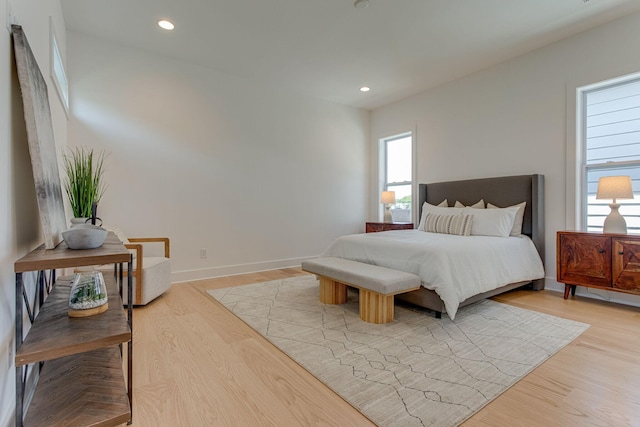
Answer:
[15, 274, 130, 367]
[15, 233, 130, 273]
[23, 346, 131, 427]
[15, 232, 133, 426]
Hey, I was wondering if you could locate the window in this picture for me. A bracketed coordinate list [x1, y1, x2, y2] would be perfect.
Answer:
[380, 132, 413, 222]
[580, 74, 640, 233]
[50, 18, 69, 113]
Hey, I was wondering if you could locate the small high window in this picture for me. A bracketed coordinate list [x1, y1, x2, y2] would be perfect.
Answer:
[50, 18, 69, 113]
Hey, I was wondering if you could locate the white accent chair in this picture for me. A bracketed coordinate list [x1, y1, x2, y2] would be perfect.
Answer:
[108, 227, 172, 305]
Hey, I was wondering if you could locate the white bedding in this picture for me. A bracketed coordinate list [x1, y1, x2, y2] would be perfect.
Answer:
[320, 230, 545, 319]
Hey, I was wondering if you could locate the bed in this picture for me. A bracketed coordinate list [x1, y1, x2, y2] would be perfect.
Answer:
[321, 174, 545, 319]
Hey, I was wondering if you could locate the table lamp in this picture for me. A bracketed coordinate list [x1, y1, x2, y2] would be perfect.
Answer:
[596, 175, 634, 234]
[381, 191, 395, 223]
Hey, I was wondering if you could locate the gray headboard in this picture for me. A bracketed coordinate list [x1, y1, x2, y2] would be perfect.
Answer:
[418, 174, 545, 263]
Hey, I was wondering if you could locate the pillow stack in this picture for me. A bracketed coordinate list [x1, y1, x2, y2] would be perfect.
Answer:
[417, 200, 526, 237]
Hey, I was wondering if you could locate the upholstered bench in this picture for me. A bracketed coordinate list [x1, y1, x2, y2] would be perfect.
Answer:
[301, 257, 421, 324]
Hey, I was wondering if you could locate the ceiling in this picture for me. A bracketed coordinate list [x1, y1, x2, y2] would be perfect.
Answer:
[61, 0, 640, 110]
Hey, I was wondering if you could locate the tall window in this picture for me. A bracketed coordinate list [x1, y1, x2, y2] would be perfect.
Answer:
[381, 132, 413, 222]
[581, 75, 640, 233]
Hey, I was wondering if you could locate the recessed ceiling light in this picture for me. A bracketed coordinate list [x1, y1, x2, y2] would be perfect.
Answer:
[354, 0, 370, 9]
[158, 20, 175, 31]
[360, 86, 371, 92]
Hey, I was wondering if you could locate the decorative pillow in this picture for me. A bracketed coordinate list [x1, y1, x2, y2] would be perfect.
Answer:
[487, 202, 526, 235]
[437, 199, 449, 207]
[105, 225, 136, 259]
[454, 199, 485, 209]
[417, 202, 464, 231]
[105, 225, 130, 244]
[462, 206, 516, 237]
[424, 213, 473, 236]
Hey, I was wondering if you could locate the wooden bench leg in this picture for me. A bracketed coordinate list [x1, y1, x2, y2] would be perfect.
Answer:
[359, 289, 394, 324]
[319, 276, 347, 304]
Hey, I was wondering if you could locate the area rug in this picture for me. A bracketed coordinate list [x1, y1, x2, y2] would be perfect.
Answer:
[207, 276, 589, 426]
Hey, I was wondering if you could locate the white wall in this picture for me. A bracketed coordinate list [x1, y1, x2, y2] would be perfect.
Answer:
[1, 0, 67, 425]
[371, 12, 640, 306]
[67, 33, 370, 282]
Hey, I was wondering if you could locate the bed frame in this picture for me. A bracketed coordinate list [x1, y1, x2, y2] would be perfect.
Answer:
[395, 174, 545, 317]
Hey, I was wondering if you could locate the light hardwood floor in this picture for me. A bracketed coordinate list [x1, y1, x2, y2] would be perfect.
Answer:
[128, 269, 640, 426]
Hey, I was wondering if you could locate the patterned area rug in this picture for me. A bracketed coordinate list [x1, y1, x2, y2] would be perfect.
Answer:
[207, 276, 589, 426]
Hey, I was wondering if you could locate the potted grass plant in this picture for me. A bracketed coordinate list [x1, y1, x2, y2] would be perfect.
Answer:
[62, 147, 107, 226]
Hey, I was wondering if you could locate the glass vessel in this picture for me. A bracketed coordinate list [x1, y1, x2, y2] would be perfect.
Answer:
[68, 271, 108, 317]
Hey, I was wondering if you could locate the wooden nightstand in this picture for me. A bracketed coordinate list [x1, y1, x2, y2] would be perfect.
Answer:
[556, 231, 640, 299]
[365, 222, 414, 233]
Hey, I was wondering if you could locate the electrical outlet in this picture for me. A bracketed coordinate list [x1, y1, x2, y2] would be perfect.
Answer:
[200, 248, 207, 259]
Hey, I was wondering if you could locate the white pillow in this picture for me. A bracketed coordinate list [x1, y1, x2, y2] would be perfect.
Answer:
[487, 202, 526, 236]
[454, 199, 485, 209]
[105, 225, 130, 244]
[437, 199, 449, 207]
[105, 225, 136, 259]
[462, 206, 516, 237]
[417, 202, 464, 231]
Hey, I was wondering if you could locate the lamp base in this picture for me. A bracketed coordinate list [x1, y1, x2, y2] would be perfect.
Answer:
[383, 206, 393, 223]
[603, 203, 627, 234]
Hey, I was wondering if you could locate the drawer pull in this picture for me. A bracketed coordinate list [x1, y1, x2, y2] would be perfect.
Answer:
[619, 251, 624, 255]
[598, 249, 605, 253]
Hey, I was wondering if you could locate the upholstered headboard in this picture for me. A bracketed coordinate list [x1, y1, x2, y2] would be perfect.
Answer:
[418, 174, 545, 263]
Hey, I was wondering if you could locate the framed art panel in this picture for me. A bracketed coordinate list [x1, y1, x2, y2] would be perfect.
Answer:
[12, 25, 67, 249]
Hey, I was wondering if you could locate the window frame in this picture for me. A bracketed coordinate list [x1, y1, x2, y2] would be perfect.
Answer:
[378, 131, 415, 223]
[50, 17, 69, 115]
[576, 71, 640, 232]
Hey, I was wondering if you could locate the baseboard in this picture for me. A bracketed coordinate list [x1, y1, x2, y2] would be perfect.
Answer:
[544, 277, 640, 308]
[171, 256, 316, 283]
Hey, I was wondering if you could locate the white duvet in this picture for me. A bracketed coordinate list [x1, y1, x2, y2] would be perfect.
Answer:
[321, 230, 545, 319]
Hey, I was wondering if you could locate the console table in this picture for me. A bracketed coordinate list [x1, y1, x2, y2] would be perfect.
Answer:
[556, 231, 640, 299]
[14, 232, 133, 426]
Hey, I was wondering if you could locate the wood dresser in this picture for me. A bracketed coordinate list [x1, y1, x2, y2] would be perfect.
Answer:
[556, 231, 640, 299]
[365, 222, 414, 233]
[14, 232, 133, 426]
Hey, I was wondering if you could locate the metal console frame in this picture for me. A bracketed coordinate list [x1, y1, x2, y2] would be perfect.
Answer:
[15, 257, 133, 426]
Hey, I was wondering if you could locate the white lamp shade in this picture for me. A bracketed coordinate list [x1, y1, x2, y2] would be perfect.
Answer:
[596, 176, 634, 234]
[381, 191, 395, 204]
[596, 176, 633, 200]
